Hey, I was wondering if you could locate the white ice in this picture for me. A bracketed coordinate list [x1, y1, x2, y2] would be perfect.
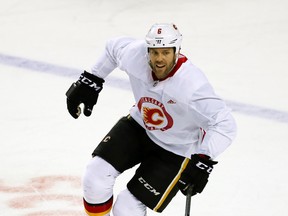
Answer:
[0, 0, 288, 215]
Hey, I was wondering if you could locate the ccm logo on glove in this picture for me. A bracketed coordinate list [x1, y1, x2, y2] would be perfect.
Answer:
[195, 161, 213, 173]
[79, 74, 103, 91]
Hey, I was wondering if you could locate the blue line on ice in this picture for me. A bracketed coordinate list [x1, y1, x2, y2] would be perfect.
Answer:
[1, 53, 288, 123]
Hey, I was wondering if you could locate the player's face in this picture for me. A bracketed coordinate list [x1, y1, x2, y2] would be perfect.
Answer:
[149, 48, 176, 79]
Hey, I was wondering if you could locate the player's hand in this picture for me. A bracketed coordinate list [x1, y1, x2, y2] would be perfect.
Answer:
[178, 154, 217, 196]
[65, 71, 104, 119]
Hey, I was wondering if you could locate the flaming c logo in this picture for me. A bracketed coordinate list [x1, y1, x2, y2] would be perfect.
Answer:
[137, 97, 173, 131]
[143, 107, 164, 125]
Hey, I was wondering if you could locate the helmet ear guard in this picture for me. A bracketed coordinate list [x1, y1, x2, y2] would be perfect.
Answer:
[145, 23, 183, 54]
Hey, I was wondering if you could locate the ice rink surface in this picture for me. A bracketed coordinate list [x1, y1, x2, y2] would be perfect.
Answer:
[1, 0, 288, 215]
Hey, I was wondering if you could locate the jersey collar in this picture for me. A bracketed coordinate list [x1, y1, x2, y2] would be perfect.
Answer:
[152, 54, 188, 81]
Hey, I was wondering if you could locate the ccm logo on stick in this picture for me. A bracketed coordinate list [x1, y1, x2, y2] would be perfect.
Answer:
[138, 177, 161, 196]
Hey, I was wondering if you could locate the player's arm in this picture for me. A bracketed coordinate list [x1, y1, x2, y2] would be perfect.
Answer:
[177, 84, 236, 195]
[91, 37, 136, 78]
[190, 84, 237, 158]
[65, 37, 134, 119]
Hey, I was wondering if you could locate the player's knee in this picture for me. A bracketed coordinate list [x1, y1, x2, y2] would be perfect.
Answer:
[82, 156, 119, 203]
[113, 189, 147, 216]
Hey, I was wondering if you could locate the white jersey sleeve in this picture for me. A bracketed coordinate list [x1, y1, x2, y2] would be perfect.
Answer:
[90, 37, 139, 78]
[187, 80, 237, 159]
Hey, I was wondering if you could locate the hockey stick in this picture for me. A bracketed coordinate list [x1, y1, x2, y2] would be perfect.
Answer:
[185, 185, 194, 216]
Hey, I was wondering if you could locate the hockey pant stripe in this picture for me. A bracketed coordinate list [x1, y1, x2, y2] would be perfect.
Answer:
[153, 158, 190, 212]
[83, 196, 113, 216]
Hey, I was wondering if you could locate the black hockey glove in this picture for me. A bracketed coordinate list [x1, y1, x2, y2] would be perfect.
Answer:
[178, 154, 218, 196]
[65, 71, 104, 119]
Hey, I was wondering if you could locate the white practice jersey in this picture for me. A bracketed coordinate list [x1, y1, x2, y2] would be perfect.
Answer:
[91, 37, 237, 159]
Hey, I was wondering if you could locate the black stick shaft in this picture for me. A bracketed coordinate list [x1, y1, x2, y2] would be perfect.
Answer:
[185, 185, 194, 216]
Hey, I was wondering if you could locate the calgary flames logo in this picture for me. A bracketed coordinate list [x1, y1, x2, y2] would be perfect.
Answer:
[137, 97, 173, 131]
[143, 107, 164, 125]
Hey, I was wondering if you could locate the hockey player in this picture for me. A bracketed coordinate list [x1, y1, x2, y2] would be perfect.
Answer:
[65, 23, 237, 215]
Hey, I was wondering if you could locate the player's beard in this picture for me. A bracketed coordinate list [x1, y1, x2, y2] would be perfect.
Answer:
[150, 56, 176, 80]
